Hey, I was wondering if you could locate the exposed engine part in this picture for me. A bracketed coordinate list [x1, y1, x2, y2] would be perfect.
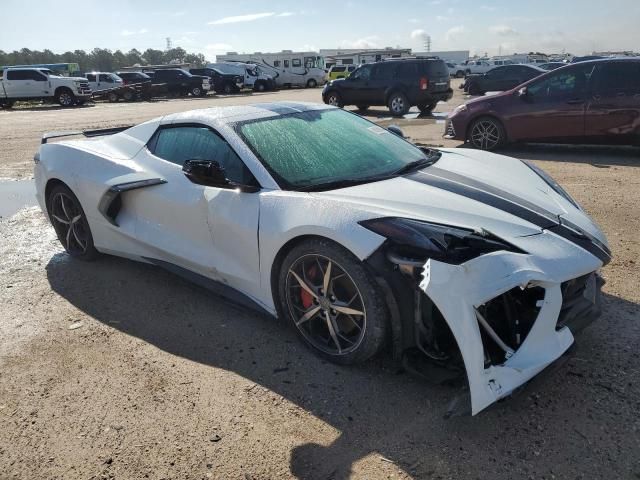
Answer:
[475, 309, 515, 358]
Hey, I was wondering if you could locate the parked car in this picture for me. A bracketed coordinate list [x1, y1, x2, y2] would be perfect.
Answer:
[462, 65, 546, 95]
[445, 58, 640, 150]
[206, 63, 274, 92]
[0, 67, 91, 107]
[115, 71, 152, 86]
[35, 102, 610, 415]
[84, 72, 123, 93]
[189, 67, 243, 94]
[327, 65, 357, 81]
[538, 62, 566, 71]
[151, 69, 210, 97]
[447, 62, 466, 78]
[322, 58, 453, 116]
[463, 60, 494, 75]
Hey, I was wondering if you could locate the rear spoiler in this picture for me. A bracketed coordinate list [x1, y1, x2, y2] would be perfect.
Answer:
[41, 125, 133, 144]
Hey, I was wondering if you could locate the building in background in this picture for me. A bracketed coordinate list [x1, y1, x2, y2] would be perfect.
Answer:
[413, 50, 470, 64]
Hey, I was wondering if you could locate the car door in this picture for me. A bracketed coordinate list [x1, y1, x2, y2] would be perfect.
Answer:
[132, 124, 261, 295]
[5, 69, 44, 97]
[23, 70, 49, 97]
[340, 64, 372, 104]
[507, 63, 594, 142]
[585, 61, 640, 145]
[365, 63, 394, 103]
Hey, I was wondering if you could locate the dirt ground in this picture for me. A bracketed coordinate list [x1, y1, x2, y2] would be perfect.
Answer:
[1, 82, 639, 479]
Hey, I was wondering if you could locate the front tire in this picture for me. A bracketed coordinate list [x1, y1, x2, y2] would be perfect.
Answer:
[356, 105, 369, 112]
[56, 89, 75, 107]
[47, 184, 98, 261]
[191, 86, 202, 97]
[468, 116, 506, 151]
[254, 81, 266, 92]
[277, 238, 388, 365]
[325, 91, 343, 108]
[387, 92, 409, 116]
[417, 102, 437, 115]
[306, 78, 318, 88]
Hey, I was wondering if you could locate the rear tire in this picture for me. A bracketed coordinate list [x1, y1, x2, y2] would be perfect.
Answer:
[254, 81, 266, 92]
[387, 92, 409, 117]
[107, 92, 119, 103]
[223, 83, 233, 94]
[122, 90, 135, 102]
[47, 184, 99, 261]
[468, 116, 506, 151]
[277, 238, 388, 365]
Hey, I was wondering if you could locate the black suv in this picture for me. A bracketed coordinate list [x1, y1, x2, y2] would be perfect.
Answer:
[322, 58, 453, 116]
[151, 69, 211, 97]
[189, 68, 243, 94]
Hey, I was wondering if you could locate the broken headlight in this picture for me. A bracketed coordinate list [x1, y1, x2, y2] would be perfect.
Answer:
[522, 160, 581, 210]
[360, 217, 526, 265]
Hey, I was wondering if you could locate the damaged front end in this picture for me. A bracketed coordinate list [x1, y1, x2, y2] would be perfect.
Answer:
[361, 217, 605, 415]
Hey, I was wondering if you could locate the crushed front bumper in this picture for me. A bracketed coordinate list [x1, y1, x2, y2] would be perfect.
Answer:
[419, 231, 604, 415]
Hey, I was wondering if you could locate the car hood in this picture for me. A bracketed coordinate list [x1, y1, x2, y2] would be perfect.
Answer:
[311, 148, 609, 252]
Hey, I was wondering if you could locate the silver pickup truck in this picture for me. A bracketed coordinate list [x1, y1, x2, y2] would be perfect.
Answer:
[0, 67, 92, 108]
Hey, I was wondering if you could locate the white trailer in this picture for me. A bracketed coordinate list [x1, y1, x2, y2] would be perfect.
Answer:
[216, 51, 326, 88]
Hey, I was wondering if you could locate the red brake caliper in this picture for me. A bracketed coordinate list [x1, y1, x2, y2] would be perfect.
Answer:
[300, 265, 317, 309]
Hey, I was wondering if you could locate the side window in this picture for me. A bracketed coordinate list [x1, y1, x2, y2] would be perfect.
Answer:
[291, 59, 302, 67]
[593, 62, 640, 94]
[86, 74, 96, 82]
[30, 70, 47, 81]
[273, 60, 280, 67]
[7, 70, 29, 80]
[304, 57, 314, 68]
[396, 62, 418, 78]
[148, 126, 255, 184]
[372, 63, 395, 81]
[528, 65, 594, 99]
[351, 64, 372, 81]
[283, 60, 290, 68]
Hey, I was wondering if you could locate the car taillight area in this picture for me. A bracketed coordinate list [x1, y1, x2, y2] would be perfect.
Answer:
[420, 77, 429, 90]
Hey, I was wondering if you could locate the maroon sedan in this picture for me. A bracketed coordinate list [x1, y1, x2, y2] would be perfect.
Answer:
[445, 58, 640, 150]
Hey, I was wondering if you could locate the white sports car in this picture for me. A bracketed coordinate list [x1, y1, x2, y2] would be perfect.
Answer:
[34, 102, 611, 415]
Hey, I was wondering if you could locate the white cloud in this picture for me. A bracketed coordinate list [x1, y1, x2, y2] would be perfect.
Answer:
[208, 12, 275, 25]
[339, 36, 380, 49]
[489, 25, 518, 36]
[276, 12, 295, 17]
[410, 29, 426, 40]
[436, 15, 449, 21]
[480, 5, 496, 11]
[121, 28, 148, 36]
[445, 25, 465, 41]
[408, 18, 421, 24]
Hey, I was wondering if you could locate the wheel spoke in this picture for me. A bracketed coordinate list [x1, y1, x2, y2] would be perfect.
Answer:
[324, 311, 342, 354]
[72, 226, 86, 251]
[296, 306, 321, 326]
[333, 304, 364, 316]
[289, 270, 318, 299]
[52, 214, 70, 225]
[323, 261, 332, 294]
[59, 195, 72, 220]
[65, 224, 73, 250]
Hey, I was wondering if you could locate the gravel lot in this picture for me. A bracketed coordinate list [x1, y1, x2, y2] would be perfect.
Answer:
[1, 82, 639, 479]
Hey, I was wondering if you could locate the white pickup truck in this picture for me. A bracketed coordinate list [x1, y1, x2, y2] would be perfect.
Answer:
[0, 67, 92, 108]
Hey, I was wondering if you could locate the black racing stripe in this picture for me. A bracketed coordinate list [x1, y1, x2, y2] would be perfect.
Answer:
[407, 169, 612, 265]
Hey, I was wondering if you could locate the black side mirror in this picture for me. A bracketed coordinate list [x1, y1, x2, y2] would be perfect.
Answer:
[387, 125, 405, 138]
[182, 159, 259, 193]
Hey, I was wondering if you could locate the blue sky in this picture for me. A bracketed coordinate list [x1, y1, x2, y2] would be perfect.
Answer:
[1, 0, 639, 59]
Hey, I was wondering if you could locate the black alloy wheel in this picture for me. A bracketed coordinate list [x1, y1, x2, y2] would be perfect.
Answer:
[47, 184, 98, 260]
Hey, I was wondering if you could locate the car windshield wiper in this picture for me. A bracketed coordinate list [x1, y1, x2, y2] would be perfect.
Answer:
[297, 174, 396, 192]
[393, 151, 442, 175]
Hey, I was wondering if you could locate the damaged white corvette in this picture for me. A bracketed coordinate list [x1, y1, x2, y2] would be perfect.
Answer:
[34, 102, 611, 415]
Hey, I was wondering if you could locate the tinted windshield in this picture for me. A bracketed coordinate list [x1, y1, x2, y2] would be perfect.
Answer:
[235, 109, 432, 190]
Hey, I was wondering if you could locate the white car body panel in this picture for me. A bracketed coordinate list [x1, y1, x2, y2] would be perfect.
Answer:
[34, 102, 610, 415]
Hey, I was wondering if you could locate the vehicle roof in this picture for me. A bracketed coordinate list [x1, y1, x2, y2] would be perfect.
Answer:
[161, 102, 333, 125]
